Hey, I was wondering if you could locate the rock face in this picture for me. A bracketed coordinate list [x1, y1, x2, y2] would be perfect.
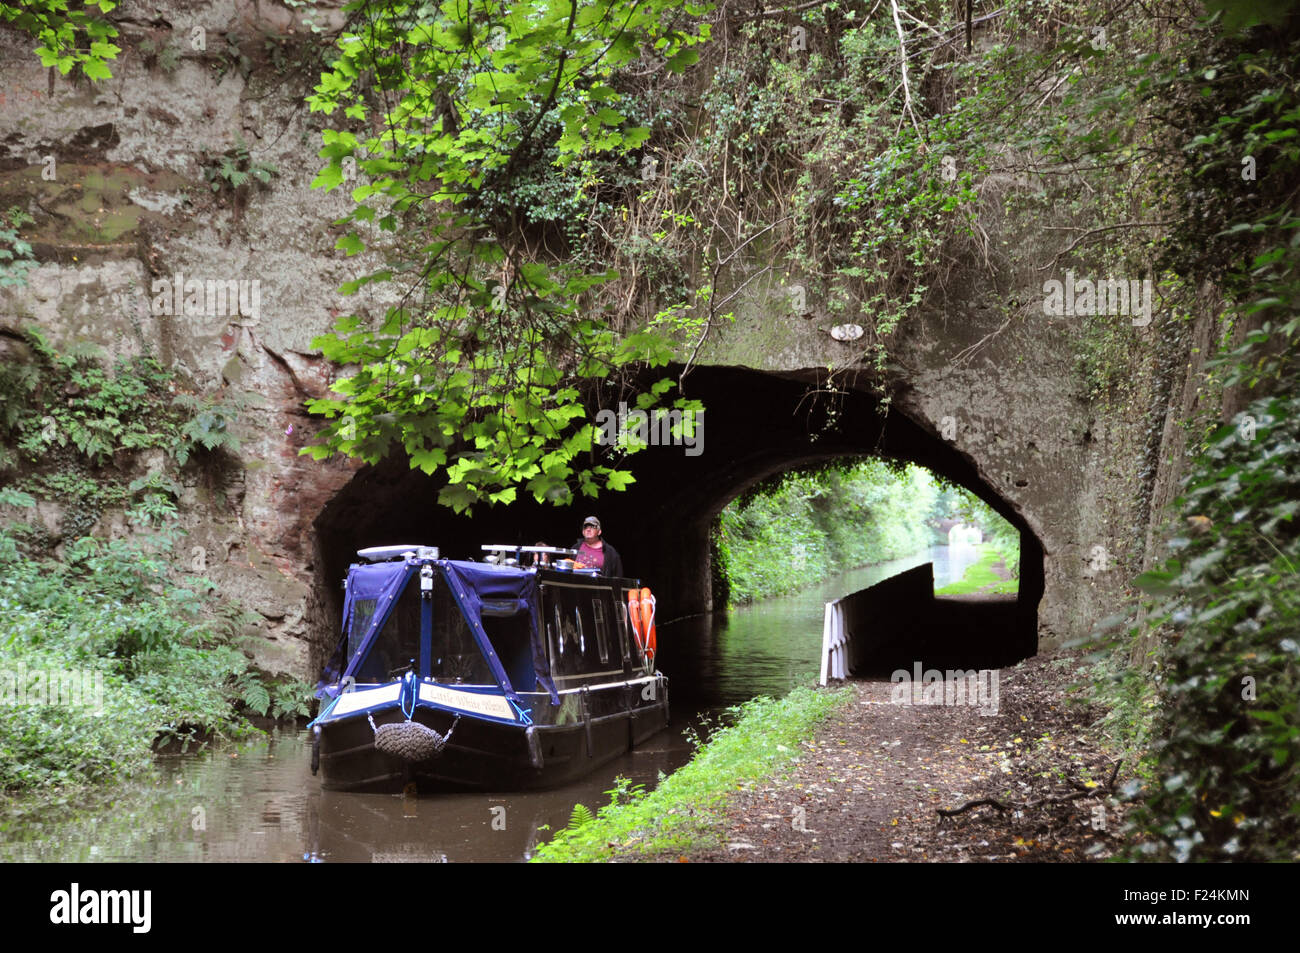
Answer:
[0, 8, 1197, 676]
[0, 9, 367, 675]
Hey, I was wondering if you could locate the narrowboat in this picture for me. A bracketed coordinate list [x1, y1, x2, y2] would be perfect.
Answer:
[309, 545, 667, 793]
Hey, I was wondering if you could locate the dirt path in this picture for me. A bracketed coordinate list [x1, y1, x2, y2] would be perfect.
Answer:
[665, 650, 1130, 862]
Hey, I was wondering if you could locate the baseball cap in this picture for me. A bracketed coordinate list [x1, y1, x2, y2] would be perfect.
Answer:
[582, 516, 601, 529]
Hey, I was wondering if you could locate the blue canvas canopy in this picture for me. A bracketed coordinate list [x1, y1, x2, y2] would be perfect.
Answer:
[442, 560, 559, 711]
[318, 557, 415, 692]
[317, 557, 559, 713]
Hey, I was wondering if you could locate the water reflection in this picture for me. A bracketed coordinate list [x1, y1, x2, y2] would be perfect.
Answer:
[0, 730, 313, 863]
[661, 544, 970, 708]
[0, 725, 699, 863]
[2, 546, 965, 862]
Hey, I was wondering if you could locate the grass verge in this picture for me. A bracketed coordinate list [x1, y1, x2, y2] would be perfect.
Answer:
[530, 684, 854, 862]
[935, 545, 1018, 595]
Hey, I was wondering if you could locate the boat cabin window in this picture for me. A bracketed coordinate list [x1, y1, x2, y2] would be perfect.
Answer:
[348, 598, 379, 665]
[615, 599, 632, 664]
[432, 574, 495, 686]
[592, 598, 610, 664]
[344, 568, 547, 689]
[543, 586, 616, 678]
[481, 608, 538, 692]
[545, 593, 578, 678]
[352, 574, 421, 682]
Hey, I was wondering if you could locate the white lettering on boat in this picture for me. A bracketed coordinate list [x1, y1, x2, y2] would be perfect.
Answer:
[419, 684, 515, 720]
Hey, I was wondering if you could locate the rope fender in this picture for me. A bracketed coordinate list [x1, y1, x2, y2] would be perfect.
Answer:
[368, 712, 460, 762]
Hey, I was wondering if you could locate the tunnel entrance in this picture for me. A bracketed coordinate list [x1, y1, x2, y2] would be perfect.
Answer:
[307, 365, 1044, 676]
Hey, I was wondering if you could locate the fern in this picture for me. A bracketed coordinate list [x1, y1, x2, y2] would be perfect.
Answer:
[126, 493, 178, 527]
[565, 803, 595, 831]
[61, 340, 105, 363]
[171, 393, 261, 465]
[202, 140, 278, 194]
[239, 675, 271, 717]
[21, 325, 55, 360]
[271, 679, 313, 720]
[128, 472, 181, 499]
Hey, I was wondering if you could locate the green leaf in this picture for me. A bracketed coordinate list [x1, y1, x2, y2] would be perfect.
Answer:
[335, 233, 365, 256]
[1133, 571, 1178, 595]
[665, 48, 699, 72]
[82, 58, 113, 81]
[605, 470, 635, 491]
[312, 164, 344, 191]
[409, 447, 447, 475]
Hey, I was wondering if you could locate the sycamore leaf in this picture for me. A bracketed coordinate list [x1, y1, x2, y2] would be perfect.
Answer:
[409, 447, 447, 475]
[82, 58, 113, 81]
[336, 233, 365, 255]
[605, 470, 636, 491]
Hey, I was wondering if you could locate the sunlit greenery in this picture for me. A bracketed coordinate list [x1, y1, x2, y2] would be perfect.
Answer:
[714, 460, 1021, 604]
[934, 546, 1018, 596]
[715, 460, 937, 604]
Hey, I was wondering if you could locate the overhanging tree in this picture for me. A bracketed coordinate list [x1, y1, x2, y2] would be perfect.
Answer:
[302, 0, 714, 511]
[1, 0, 713, 513]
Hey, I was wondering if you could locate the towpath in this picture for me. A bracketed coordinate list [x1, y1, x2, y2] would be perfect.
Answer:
[647, 650, 1131, 862]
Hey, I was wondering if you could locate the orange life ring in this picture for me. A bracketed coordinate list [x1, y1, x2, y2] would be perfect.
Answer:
[639, 587, 656, 661]
[627, 589, 644, 647]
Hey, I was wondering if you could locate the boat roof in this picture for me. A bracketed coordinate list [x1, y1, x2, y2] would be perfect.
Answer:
[348, 544, 637, 586]
[320, 551, 645, 706]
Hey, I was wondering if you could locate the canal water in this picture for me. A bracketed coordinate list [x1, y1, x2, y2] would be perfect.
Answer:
[0, 545, 977, 863]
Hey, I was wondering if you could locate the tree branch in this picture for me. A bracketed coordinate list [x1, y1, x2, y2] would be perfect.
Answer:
[727, 0, 838, 21]
[889, 0, 924, 142]
[1039, 220, 1179, 270]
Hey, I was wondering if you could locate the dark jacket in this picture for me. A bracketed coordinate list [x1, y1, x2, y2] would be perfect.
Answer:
[571, 538, 623, 579]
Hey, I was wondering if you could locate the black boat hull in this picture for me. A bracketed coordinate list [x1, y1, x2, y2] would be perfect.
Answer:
[318, 686, 670, 793]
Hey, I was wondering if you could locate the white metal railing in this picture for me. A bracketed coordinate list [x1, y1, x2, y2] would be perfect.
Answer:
[819, 599, 849, 685]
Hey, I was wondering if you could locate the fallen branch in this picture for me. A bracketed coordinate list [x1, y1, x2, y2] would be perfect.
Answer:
[936, 797, 1010, 817]
[938, 760, 1123, 818]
